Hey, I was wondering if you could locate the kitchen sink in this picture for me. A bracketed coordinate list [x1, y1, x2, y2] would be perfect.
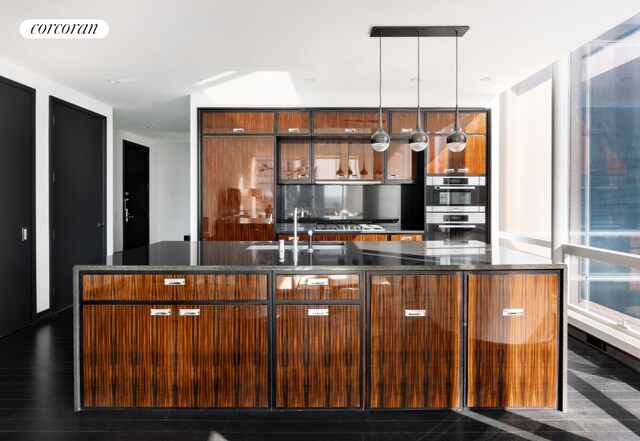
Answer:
[246, 241, 345, 251]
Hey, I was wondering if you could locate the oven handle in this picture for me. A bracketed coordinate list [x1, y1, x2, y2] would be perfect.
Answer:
[438, 224, 477, 229]
[434, 186, 476, 190]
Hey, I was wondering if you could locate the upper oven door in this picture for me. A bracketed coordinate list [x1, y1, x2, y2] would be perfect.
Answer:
[427, 186, 481, 212]
[426, 176, 486, 212]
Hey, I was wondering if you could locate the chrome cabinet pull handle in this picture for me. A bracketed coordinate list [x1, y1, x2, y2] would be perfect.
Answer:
[297, 174, 309, 179]
[306, 278, 329, 286]
[401, 128, 413, 133]
[179, 309, 200, 316]
[388, 174, 398, 179]
[502, 308, 524, 317]
[164, 278, 186, 286]
[458, 168, 469, 173]
[151, 309, 171, 316]
[288, 128, 300, 133]
[232, 128, 245, 133]
[405, 309, 426, 317]
[308, 308, 329, 316]
[438, 225, 476, 229]
[400, 236, 413, 241]
[444, 168, 455, 173]
[344, 128, 357, 133]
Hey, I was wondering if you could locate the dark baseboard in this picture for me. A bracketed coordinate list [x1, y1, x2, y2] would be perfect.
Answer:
[569, 324, 640, 374]
[34, 308, 52, 324]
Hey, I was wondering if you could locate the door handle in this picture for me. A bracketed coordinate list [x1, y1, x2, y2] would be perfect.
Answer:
[21, 227, 28, 242]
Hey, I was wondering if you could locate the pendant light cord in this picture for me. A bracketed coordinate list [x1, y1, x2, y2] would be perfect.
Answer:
[416, 32, 422, 130]
[454, 30, 460, 130]
[378, 33, 383, 130]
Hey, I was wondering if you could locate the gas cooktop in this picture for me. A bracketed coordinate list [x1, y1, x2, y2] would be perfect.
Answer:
[314, 223, 385, 232]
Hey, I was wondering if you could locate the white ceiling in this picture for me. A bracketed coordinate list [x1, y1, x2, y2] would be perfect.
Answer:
[1, 1, 639, 141]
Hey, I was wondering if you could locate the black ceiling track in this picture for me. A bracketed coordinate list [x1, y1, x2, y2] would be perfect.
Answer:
[369, 26, 470, 38]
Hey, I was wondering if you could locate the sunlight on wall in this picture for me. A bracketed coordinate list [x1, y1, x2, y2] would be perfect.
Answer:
[203, 71, 302, 106]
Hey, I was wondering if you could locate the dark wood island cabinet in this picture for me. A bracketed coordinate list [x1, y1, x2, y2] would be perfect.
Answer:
[74, 241, 565, 411]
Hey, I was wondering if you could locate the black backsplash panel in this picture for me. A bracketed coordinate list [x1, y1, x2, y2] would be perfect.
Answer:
[278, 185, 402, 224]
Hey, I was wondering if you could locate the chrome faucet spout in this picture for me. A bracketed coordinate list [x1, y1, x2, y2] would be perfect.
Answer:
[293, 207, 299, 252]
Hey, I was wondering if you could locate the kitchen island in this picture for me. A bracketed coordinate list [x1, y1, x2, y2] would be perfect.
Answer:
[74, 241, 566, 411]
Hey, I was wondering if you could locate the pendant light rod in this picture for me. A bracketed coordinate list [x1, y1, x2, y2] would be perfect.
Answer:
[371, 29, 390, 152]
[416, 32, 422, 129]
[378, 32, 383, 131]
[409, 31, 428, 152]
[454, 29, 460, 130]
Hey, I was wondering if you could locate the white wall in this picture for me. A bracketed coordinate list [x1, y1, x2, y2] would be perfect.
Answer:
[0, 56, 113, 313]
[150, 141, 190, 243]
[498, 66, 553, 256]
[114, 129, 189, 251]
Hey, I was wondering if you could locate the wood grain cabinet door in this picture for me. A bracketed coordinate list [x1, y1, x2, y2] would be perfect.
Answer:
[276, 304, 361, 408]
[201, 136, 274, 241]
[385, 142, 415, 182]
[369, 273, 461, 408]
[467, 273, 559, 408]
[82, 304, 175, 407]
[426, 135, 486, 175]
[201, 111, 274, 134]
[83, 304, 136, 407]
[175, 305, 268, 407]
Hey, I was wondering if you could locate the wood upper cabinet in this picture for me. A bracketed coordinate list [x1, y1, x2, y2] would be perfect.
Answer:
[82, 303, 268, 408]
[279, 140, 310, 183]
[426, 111, 487, 135]
[314, 141, 383, 181]
[276, 303, 361, 408]
[201, 112, 275, 134]
[277, 112, 310, 135]
[201, 136, 274, 241]
[386, 141, 416, 182]
[467, 272, 559, 408]
[426, 135, 486, 175]
[391, 111, 425, 135]
[369, 273, 462, 408]
[314, 111, 386, 135]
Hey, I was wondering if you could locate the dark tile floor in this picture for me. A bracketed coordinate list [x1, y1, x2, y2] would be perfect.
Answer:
[0, 310, 639, 440]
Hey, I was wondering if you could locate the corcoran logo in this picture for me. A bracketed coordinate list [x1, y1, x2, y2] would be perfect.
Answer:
[20, 19, 109, 39]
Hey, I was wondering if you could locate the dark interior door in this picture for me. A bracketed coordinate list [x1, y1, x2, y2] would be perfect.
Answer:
[0, 77, 34, 337]
[51, 98, 106, 314]
[123, 140, 149, 250]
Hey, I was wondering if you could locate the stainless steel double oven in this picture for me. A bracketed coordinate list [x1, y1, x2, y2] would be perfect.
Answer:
[426, 176, 487, 242]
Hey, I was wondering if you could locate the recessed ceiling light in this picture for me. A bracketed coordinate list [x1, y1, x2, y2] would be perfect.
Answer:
[304, 78, 315, 83]
[480, 77, 492, 82]
[106, 79, 119, 84]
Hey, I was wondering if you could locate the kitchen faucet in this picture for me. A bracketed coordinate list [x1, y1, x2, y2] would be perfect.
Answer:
[292, 207, 299, 252]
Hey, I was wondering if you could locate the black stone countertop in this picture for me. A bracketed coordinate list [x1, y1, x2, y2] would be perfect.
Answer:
[76, 241, 564, 272]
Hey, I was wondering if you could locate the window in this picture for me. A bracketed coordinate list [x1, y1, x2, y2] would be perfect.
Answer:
[569, 14, 640, 334]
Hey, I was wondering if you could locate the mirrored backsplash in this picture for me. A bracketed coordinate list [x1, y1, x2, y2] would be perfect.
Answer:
[278, 185, 401, 223]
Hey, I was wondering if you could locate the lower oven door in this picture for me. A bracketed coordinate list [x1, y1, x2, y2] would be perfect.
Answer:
[426, 212, 486, 242]
[427, 223, 486, 242]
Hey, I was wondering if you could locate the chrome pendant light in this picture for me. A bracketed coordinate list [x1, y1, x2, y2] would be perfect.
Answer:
[409, 32, 428, 152]
[446, 30, 467, 152]
[371, 32, 390, 152]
